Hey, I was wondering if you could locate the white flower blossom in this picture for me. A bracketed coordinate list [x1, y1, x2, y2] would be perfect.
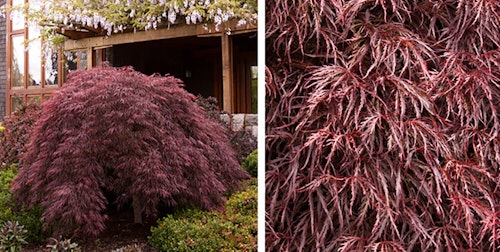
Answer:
[190, 10, 202, 24]
[214, 15, 221, 25]
[236, 19, 246, 27]
[190, 13, 196, 24]
[168, 10, 176, 23]
[92, 12, 100, 27]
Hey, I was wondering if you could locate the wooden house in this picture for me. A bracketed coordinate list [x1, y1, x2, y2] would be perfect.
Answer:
[1, 0, 257, 121]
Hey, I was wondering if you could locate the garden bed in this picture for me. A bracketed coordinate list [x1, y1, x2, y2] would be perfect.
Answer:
[23, 208, 157, 252]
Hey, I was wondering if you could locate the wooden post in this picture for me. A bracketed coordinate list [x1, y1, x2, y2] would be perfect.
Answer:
[87, 47, 93, 69]
[221, 33, 234, 113]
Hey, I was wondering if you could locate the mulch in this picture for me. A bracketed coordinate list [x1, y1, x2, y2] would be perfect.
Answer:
[22, 207, 158, 252]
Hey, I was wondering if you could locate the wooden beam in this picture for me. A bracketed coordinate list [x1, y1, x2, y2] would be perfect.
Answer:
[64, 21, 257, 50]
[81, 25, 104, 35]
[221, 33, 234, 113]
[64, 24, 199, 50]
[58, 28, 97, 40]
[8, 87, 60, 95]
[196, 19, 257, 36]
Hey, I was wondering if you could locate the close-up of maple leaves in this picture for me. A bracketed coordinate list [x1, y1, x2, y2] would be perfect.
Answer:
[266, 0, 500, 251]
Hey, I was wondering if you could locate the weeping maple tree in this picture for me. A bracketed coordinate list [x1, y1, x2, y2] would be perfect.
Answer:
[11, 66, 250, 236]
[266, 0, 500, 251]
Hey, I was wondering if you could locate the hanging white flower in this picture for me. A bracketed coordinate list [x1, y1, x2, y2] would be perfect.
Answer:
[168, 10, 176, 23]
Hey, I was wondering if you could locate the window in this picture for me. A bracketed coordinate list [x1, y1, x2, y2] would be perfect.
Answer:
[92, 47, 112, 67]
[11, 95, 23, 112]
[10, 35, 24, 88]
[28, 25, 42, 87]
[11, 0, 24, 31]
[6, 0, 60, 113]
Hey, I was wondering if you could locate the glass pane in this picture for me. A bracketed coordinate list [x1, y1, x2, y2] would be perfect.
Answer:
[93, 47, 112, 67]
[45, 52, 58, 86]
[42, 94, 52, 102]
[27, 95, 41, 104]
[11, 96, 23, 112]
[29, 0, 40, 8]
[28, 26, 41, 87]
[64, 51, 77, 80]
[105, 47, 113, 64]
[11, 35, 25, 88]
[251, 65, 257, 114]
[11, 0, 25, 31]
[93, 49, 101, 67]
[78, 50, 88, 69]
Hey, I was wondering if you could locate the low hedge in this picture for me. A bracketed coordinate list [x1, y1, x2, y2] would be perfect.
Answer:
[149, 179, 257, 251]
[0, 165, 45, 243]
[241, 149, 257, 178]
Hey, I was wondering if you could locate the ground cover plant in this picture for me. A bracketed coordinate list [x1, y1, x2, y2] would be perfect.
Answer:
[266, 0, 500, 251]
[11, 66, 250, 237]
[0, 221, 28, 252]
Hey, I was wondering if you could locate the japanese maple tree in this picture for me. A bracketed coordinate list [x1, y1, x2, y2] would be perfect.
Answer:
[266, 0, 500, 251]
[11, 66, 250, 237]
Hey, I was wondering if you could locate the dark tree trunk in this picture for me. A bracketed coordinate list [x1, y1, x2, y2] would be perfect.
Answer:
[132, 195, 142, 224]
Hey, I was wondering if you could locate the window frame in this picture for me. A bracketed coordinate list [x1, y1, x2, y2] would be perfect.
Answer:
[6, 0, 62, 113]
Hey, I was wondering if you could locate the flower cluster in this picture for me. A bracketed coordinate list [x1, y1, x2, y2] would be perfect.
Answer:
[2, 0, 256, 48]
[62, 0, 250, 30]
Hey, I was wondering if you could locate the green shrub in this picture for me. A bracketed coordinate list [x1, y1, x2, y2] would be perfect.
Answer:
[0, 165, 44, 243]
[241, 149, 258, 177]
[0, 166, 19, 223]
[149, 180, 257, 251]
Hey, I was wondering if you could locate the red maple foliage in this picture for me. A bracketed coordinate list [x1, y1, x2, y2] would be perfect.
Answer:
[266, 0, 500, 251]
[0, 103, 41, 166]
[11, 67, 250, 237]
